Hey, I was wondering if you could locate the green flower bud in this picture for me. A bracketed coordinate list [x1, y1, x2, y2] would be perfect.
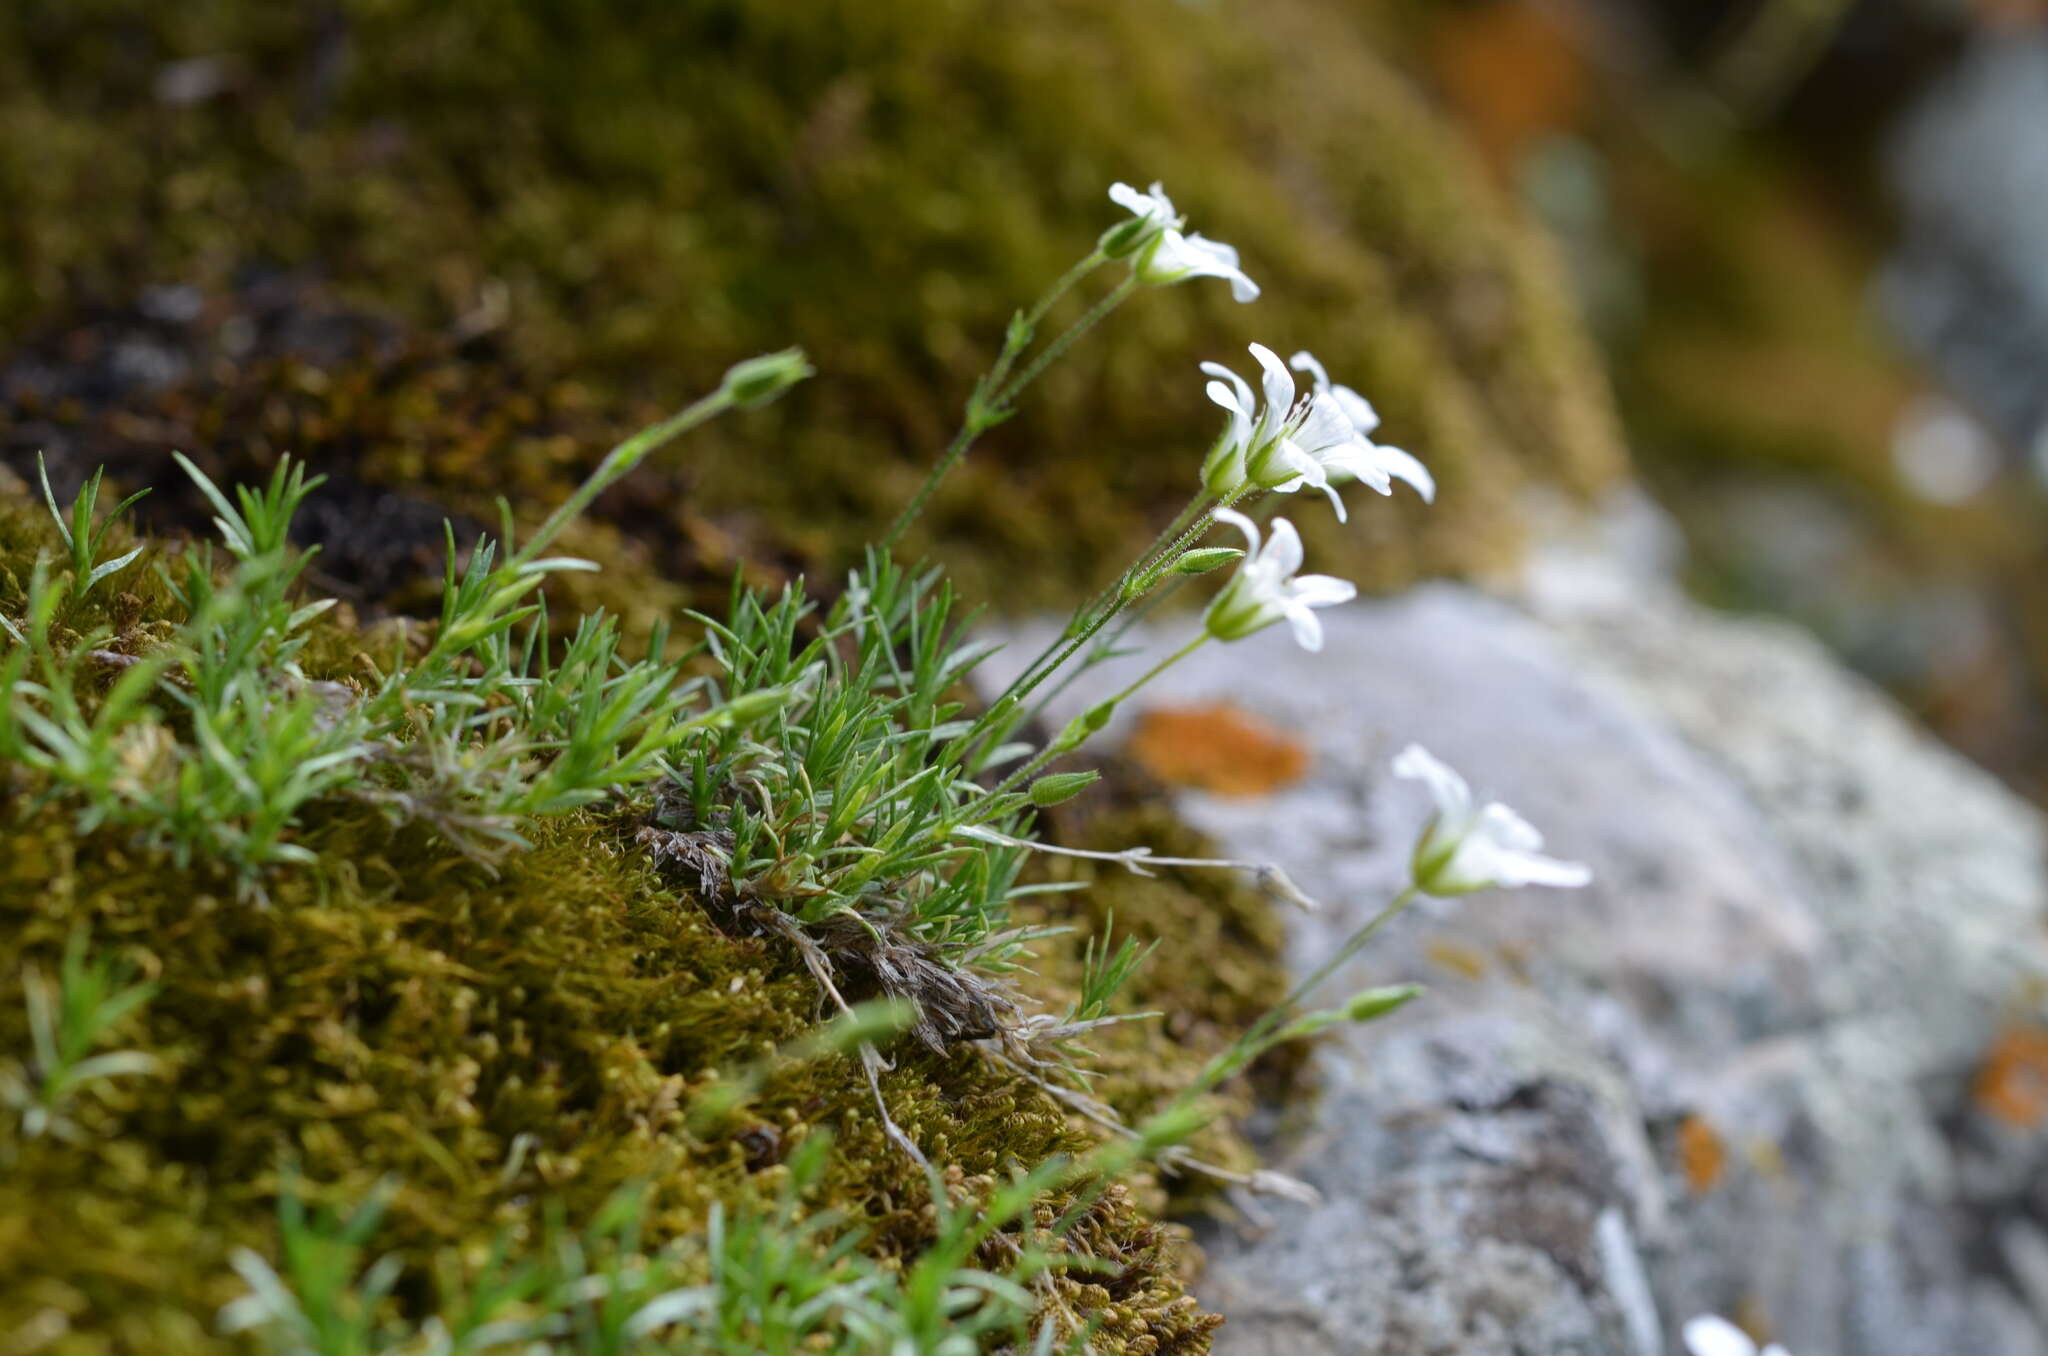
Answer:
[1098, 215, 1159, 260]
[719, 347, 814, 409]
[1339, 984, 1423, 1023]
[1048, 698, 1117, 757]
[1028, 769, 1101, 807]
[1171, 547, 1243, 576]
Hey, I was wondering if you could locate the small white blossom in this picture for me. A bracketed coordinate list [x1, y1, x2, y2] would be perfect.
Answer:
[1106, 181, 1177, 250]
[1199, 344, 1430, 520]
[1202, 508, 1356, 651]
[1289, 351, 1435, 503]
[1393, 743, 1591, 896]
[1201, 343, 1311, 497]
[1105, 181, 1260, 303]
[1683, 1315, 1789, 1356]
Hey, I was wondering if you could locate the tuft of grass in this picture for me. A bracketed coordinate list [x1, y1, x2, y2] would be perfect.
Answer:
[1, 929, 158, 1142]
[33, 450, 149, 614]
[0, 165, 1467, 1351]
[219, 1102, 1214, 1356]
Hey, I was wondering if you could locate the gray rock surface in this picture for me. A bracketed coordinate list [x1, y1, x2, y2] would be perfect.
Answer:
[985, 502, 2048, 1355]
[1885, 34, 2048, 465]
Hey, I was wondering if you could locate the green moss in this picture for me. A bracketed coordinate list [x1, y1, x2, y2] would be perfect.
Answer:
[0, 508, 1285, 1352]
[0, 0, 1624, 605]
[0, 4, 1613, 1341]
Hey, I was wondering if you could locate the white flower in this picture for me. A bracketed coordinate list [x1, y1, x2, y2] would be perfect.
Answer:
[1104, 181, 1260, 303]
[1199, 344, 1430, 520]
[1105, 181, 1177, 251]
[1137, 230, 1260, 302]
[1202, 508, 1356, 651]
[1392, 743, 1591, 896]
[1683, 1315, 1789, 1356]
[1289, 351, 1435, 504]
[1201, 343, 1313, 497]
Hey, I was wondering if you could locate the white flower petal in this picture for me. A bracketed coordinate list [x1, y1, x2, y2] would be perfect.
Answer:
[1201, 362, 1254, 409]
[1372, 443, 1435, 502]
[1321, 441, 1396, 494]
[1205, 379, 1256, 451]
[1332, 384, 1381, 436]
[1250, 344, 1296, 420]
[1499, 853, 1594, 890]
[1477, 801, 1545, 853]
[1286, 573, 1356, 608]
[1205, 379, 1248, 417]
[1291, 393, 1356, 456]
[1282, 599, 1326, 651]
[1205, 510, 1354, 648]
[1321, 480, 1349, 521]
[1213, 506, 1262, 555]
[1276, 439, 1331, 489]
[1392, 744, 1472, 822]
[1139, 231, 1259, 301]
[1110, 180, 1174, 222]
[1263, 515, 1305, 578]
[1289, 350, 1332, 392]
[1683, 1316, 1760, 1356]
[1182, 233, 1259, 301]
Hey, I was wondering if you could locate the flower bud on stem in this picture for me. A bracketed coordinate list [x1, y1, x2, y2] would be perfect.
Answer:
[884, 252, 1116, 551]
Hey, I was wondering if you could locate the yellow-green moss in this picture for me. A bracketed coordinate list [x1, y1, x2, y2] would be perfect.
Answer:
[0, 0, 1625, 607]
[0, 507, 1286, 1353]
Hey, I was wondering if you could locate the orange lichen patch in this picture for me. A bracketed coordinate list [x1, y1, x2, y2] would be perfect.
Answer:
[1677, 1114, 1727, 1194]
[1423, 939, 1490, 981]
[1973, 1026, 2048, 1129]
[1124, 702, 1310, 797]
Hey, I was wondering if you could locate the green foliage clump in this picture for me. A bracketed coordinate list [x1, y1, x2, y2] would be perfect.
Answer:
[0, 799, 1210, 1353]
[0, 0, 1624, 603]
[0, 429, 1291, 1353]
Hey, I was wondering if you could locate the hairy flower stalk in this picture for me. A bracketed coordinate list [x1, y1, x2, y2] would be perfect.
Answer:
[976, 508, 1355, 815]
[886, 179, 1256, 551]
[974, 347, 1422, 768]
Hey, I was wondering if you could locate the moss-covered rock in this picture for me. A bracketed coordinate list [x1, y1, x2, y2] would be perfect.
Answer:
[0, 4, 1637, 1345]
[0, 497, 1291, 1351]
[0, 0, 1624, 607]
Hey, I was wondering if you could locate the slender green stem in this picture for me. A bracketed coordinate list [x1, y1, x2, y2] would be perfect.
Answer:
[881, 422, 979, 553]
[1277, 884, 1420, 1016]
[991, 274, 1135, 408]
[993, 489, 1212, 727]
[970, 632, 1208, 809]
[1018, 576, 1185, 733]
[966, 480, 1251, 762]
[985, 250, 1105, 395]
[512, 389, 735, 569]
[1102, 632, 1207, 710]
[883, 256, 1119, 552]
[1132, 481, 1252, 593]
[1191, 884, 1421, 1097]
